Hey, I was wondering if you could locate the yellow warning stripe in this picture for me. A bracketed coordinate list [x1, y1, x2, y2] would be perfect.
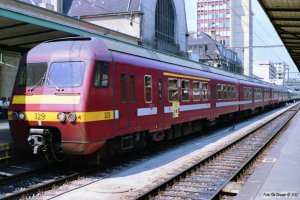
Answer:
[12, 95, 80, 105]
[163, 72, 210, 82]
[8, 110, 114, 122]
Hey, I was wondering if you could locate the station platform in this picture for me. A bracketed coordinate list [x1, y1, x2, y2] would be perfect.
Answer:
[234, 111, 300, 199]
[0, 120, 13, 162]
[0, 120, 12, 144]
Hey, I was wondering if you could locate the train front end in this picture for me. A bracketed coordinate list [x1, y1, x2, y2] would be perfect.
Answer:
[8, 37, 112, 161]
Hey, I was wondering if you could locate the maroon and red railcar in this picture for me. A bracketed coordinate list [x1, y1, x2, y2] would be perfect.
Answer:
[8, 37, 291, 161]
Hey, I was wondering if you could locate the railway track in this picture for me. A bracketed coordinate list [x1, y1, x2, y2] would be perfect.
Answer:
[135, 103, 300, 200]
[0, 104, 297, 199]
[0, 166, 83, 200]
[0, 137, 192, 199]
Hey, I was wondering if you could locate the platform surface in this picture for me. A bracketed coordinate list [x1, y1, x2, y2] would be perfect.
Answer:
[0, 120, 12, 144]
[234, 111, 300, 200]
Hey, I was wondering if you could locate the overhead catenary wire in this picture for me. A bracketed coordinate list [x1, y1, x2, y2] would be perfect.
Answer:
[238, 0, 290, 64]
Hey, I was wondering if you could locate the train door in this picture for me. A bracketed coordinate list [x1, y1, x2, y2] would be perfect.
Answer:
[128, 68, 138, 128]
[156, 77, 164, 129]
[115, 64, 137, 131]
[209, 82, 216, 119]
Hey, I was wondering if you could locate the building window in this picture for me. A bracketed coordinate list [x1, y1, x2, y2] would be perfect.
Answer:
[144, 75, 152, 103]
[155, 0, 175, 43]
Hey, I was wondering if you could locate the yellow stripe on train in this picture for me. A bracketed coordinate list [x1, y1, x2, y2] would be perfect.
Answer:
[8, 111, 114, 122]
[12, 95, 80, 105]
[163, 72, 210, 82]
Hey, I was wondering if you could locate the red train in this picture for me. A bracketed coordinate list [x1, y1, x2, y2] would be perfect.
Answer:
[8, 37, 300, 162]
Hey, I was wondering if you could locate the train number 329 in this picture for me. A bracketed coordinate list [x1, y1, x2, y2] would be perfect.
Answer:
[104, 112, 111, 119]
[34, 113, 46, 121]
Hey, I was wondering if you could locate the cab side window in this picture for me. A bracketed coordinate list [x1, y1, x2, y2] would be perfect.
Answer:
[94, 62, 109, 87]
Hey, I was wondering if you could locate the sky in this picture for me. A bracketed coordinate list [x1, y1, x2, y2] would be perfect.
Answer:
[184, 0, 300, 79]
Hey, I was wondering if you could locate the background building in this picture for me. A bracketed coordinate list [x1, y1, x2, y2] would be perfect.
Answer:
[196, 0, 253, 76]
[273, 62, 289, 85]
[1, 0, 188, 98]
[188, 32, 243, 74]
[20, 0, 188, 56]
[253, 60, 276, 83]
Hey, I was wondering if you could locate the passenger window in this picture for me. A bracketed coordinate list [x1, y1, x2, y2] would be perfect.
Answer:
[265, 89, 269, 99]
[144, 75, 152, 103]
[244, 87, 247, 99]
[94, 62, 109, 87]
[120, 73, 126, 102]
[181, 80, 190, 101]
[217, 84, 223, 100]
[223, 85, 228, 100]
[129, 75, 135, 102]
[168, 78, 178, 101]
[228, 86, 232, 100]
[193, 81, 200, 101]
[202, 82, 208, 101]
[232, 86, 236, 100]
[244, 87, 252, 99]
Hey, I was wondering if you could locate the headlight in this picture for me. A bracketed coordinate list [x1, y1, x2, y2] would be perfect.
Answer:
[18, 112, 25, 120]
[57, 112, 66, 122]
[12, 112, 19, 120]
[68, 112, 76, 123]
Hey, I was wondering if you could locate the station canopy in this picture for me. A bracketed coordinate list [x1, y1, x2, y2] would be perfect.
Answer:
[0, 1, 139, 54]
[259, 0, 300, 71]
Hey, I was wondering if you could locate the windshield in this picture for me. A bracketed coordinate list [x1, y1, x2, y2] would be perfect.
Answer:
[47, 62, 85, 87]
[17, 63, 47, 87]
[17, 62, 85, 88]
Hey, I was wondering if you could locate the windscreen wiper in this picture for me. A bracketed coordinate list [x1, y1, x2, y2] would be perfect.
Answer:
[28, 72, 46, 92]
[47, 74, 62, 92]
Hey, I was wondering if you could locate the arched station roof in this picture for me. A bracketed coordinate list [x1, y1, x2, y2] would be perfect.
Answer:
[259, 0, 300, 71]
[0, 0, 140, 54]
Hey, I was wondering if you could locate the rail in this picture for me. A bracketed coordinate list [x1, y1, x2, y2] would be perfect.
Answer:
[135, 103, 300, 200]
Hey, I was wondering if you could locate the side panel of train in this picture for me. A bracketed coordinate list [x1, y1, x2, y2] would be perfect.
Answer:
[108, 51, 291, 148]
[110, 52, 215, 140]
[108, 52, 242, 142]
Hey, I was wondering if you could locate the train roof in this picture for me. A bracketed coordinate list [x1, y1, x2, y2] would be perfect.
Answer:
[99, 37, 284, 88]
[39, 37, 288, 90]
